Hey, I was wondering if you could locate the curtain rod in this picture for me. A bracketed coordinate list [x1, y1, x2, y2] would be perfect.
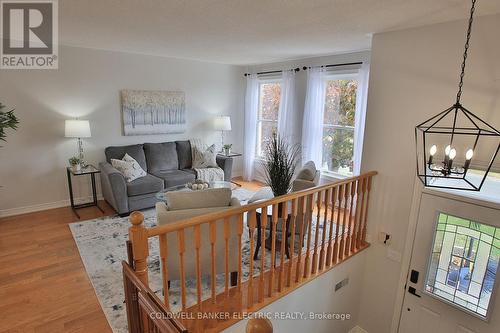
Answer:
[243, 67, 300, 77]
[302, 61, 363, 70]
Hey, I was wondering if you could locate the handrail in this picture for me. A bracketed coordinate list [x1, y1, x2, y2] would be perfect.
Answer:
[145, 171, 378, 236]
[127, 171, 377, 332]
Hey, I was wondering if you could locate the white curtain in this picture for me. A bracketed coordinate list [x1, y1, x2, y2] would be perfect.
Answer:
[277, 69, 297, 143]
[353, 61, 370, 175]
[243, 74, 259, 181]
[302, 66, 326, 166]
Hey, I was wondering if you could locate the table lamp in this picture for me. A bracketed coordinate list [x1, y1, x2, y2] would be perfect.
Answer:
[65, 119, 91, 166]
[213, 116, 231, 151]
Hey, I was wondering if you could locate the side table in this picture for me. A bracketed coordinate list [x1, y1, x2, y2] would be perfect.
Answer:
[66, 165, 104, 219]
[217, 152, 242, 187]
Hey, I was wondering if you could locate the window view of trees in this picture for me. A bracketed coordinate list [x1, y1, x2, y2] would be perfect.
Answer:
[257, 82, 281, 156]
[322, 78, 358, 175]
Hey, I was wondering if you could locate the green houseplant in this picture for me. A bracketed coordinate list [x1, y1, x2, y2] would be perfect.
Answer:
[68, 156, 82, 171]
[0, 103, 19, 144]
[223, 143, 232, 155]
[263, 133, 300, 196]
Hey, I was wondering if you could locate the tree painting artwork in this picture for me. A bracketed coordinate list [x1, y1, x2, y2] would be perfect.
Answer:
[121, 90, 186, 135]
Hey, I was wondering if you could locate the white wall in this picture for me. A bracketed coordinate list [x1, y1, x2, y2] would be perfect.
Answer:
[223, 251, 367, 333]
[0, 46, 245, 216]
[358, 14, 500, 332]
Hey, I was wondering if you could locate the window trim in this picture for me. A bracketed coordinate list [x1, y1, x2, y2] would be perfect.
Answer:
[320, 72, 360, 176]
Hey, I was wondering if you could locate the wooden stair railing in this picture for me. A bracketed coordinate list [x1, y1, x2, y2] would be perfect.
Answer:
[122, 260, 187, 333]
[126, 171, 377, 332]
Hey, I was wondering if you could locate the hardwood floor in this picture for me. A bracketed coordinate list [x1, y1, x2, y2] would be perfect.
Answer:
[0, 178, 262, 333]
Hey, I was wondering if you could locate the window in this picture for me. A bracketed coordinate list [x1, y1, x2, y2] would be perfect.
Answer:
[256, 80, 281, 157]
[322, 74, 358, 177]
[425, 212, 500, 319]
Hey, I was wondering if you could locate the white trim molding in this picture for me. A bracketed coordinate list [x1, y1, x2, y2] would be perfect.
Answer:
[0, 195, 104, 218]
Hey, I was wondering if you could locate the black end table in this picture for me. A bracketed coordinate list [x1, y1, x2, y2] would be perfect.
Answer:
[66, 165, 104, 219]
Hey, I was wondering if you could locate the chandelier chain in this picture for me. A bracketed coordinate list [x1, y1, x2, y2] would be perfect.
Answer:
[456, 0, 477, 104]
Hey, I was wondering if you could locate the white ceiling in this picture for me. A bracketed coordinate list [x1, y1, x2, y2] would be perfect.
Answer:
[59, 0, 500, 65]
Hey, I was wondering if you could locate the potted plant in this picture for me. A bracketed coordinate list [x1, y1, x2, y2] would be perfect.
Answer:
[0, 103, 19, 145]
[223, 144, 232, 156]
[263, 133, 300, 196]
[68, 156, 82, 171]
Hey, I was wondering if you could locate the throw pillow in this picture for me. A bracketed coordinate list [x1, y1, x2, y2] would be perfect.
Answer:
[192, 144, 218, 168]
[296, 161, 317, 181]
[111, 153, 147, 182]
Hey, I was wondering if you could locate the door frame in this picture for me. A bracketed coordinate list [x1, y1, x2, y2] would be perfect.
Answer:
[390, 183, 500, 333]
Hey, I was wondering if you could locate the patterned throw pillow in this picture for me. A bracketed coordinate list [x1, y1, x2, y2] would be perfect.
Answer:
[192, 144, 218, 168]
[111, 153, 147, 182]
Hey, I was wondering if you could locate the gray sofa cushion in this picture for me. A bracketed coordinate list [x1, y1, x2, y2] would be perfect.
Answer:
[126, 174, 164, 196]
[182, 168, 196, 176]
[105, 144, 147, 171]
[152, 169, 195, 188]
[176, 140, 192, 169]
[144, 142, 178, 173]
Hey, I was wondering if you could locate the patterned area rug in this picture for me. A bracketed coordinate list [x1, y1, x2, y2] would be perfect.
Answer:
[70, 188, 328, 333]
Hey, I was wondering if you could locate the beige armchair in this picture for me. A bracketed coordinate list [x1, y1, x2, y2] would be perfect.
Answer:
[156, 187, 240, 284]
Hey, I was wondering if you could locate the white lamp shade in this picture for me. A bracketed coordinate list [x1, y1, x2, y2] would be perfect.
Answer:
[65, 120, 91, 138]
[213, 116, 231, 131]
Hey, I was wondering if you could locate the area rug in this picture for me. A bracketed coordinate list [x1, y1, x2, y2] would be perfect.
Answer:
[70, 188, 328, 333]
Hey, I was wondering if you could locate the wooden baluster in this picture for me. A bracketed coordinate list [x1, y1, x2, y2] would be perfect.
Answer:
[209, 221, 217, 303]
[362, 176, 373, 245]
[129, 211, 149, 285]
[303, 194, 314, 279]
[194, 225, 202, 310]
[224, 217, 230, 295]
[159, 234, 170, 309]
[351, 178, 361, 252]
[278, 200, 288, 292]
[295, 197, 306, 283]
[339, 183, 350, 262]
[345, 181, 355, 257]
[287, 198, 298, 287]
[326, 187, 337, 266]
[248, 209, 257, 307]
[311, 191, 322, 274]
[259, 205, 268, 303]
[333, 185, 343, 265]
[268, 204, 278, 296]
[237, 213, 244, 291]
[357, 178, 367, 249]
[319, 189, 330, 271]
[177, 229, 187, 311]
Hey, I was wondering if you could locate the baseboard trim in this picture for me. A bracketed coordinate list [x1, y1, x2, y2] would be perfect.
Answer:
[0, 195, 104, 218]
[348, 325, 368, 333]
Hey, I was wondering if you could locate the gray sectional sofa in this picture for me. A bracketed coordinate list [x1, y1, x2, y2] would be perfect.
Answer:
[99, 140, 233, 216]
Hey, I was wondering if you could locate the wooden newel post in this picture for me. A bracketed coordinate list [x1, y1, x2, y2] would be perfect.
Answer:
[129, 211, 149, 286]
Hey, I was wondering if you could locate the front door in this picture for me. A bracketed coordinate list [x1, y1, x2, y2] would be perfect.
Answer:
[399, 191, 500, 333]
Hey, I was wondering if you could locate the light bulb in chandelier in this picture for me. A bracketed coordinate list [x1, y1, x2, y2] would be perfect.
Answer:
[428, 145, 437, 165]
[464, 149, 474, 171]
[449, 149, 457, 160]
[445, 145, 451, 156]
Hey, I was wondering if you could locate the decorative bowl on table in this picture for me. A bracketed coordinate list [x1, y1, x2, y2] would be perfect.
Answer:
[187, 179, 210, 190]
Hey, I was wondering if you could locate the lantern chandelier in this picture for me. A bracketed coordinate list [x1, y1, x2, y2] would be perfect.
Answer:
[415, 0, 500, 191]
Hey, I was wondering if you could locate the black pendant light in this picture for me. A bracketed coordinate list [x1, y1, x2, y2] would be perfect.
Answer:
[415, 0, 500, 191]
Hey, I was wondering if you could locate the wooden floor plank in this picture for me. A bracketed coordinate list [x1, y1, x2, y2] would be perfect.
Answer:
[0, 178, 262, 333]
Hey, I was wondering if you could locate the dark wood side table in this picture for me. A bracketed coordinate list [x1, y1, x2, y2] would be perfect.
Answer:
[217, 152, 242, 187]
[254, 205, 292, 261]
[66, 165, 104, 219]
